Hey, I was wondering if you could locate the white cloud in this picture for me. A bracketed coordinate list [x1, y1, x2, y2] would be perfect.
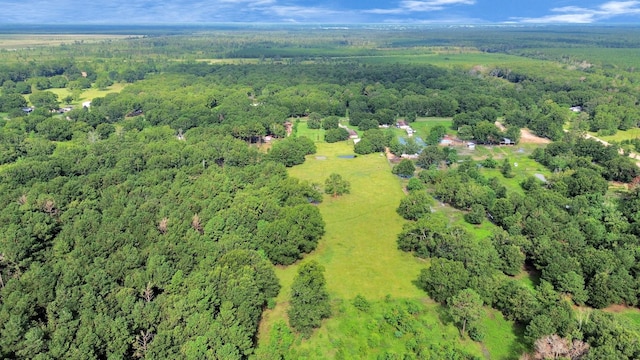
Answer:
[516, 1, 640, 23]
[366, 0, 475, 15]
[267, 5, 342, 18]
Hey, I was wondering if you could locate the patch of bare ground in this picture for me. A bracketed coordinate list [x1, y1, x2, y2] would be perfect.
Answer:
[519, 128, 551, 144]
[495, 121, 550, 144]
[603, 304, 640, 313]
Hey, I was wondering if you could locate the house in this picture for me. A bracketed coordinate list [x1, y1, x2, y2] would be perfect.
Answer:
[348, 129, 358, 139]
[396, 120, 412, 130]
[570, 106, 582, 112]
[440, 135, 454, 146]
[82, 101, 91, 108]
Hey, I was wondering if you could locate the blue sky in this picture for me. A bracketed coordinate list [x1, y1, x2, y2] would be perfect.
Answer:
[2, 0, 640, 24]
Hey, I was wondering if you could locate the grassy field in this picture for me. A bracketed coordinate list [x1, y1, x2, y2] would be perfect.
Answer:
[353, 52, 560, 70]
[25, 83, 127, 107]
[467, 144, 552, 194]
[595, 127, 640, 143]
[283, 141, 426, 300]
[258, 138, 525, 359]
[409, 117, 455, 140]
[525, 47, 640, 70]
[0, 34, 136, 49]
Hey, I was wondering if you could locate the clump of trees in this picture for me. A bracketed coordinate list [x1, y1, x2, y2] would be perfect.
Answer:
[393, 159, 416, 178]
[397, 137, 640, 355]
[287, 261, 331, 337]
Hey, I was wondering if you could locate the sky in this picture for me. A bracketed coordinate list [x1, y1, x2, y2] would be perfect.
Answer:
[2, 0, 640, 24]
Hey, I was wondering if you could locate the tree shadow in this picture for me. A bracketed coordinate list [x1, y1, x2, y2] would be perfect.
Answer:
[507, 322, 529, 359]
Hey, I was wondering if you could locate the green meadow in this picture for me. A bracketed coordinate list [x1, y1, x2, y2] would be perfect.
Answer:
[283, 141, 426, 300]
[25, 83, 127, 106]
[259, 137, 525, 359]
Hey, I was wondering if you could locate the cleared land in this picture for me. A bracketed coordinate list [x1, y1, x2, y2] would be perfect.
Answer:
[0, 34, 137, 49]
[259, 139, 525, 359]
[25, 83, 127, 106]
[280, 141, 426, 300]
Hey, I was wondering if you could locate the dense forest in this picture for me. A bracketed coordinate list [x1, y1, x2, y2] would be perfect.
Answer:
[1, 25, 640, 359]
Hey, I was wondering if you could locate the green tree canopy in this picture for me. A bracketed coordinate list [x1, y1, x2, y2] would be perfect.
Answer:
[287, 261, 331, 337]
[324, 173, 350, 198]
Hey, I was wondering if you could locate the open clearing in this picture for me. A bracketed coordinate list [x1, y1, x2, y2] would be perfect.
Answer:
[259, 139, 525, 359]
[25, 83, 127, 106]
[276, 141, 426, 300]
[0, 34, 136, 49]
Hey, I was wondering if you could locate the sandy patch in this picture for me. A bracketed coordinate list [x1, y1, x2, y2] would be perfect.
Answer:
[520, 128, 551, 144]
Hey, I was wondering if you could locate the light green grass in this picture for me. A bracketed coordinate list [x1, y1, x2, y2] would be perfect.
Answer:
[410, 117, 455, 140]
[259, 140, 525, 359]
[25, 83, 126, 107]
[596, 128, 640, 143]
[469, 144, 551, 194]
[0, 34, 134, 49]
[355, 52, 540, 68]
[295, 120, 326, 142]
[609, 309, 640, 332]
[481, 309, 527, 359]
[292, 299, 485, 359]
[284, 141, 426, 300]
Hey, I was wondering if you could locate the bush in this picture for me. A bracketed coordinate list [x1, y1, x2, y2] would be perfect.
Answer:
[406, 178, 425, 192]
[393, 159, 416, 178]
[464, 204, 485, 225]
[352, 295, 371, 312]
[322, 116, 340, 130]
[325, 128, 349, 143]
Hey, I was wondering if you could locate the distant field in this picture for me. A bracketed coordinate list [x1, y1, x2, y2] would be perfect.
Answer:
[25, 83, 127, 106]
[526, 47, 640, 70]
[0, 34, 136, 49]
[354, 52, 543, 68]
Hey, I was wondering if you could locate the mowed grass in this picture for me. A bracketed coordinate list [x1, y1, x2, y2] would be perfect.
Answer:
[355, 52, 545, 68]
[25, 83, 127, 107]
[469, 144, 551, 194]
[0, 34, 135, 49]
[259, 140, 426, 347]
[285, 141, 426, 300]
[618, 310, 640, 332]
[259, 139, 526, 359]
[481, 309, 527, 359]
[596, 127, 640, 143]
[410, 117, 455, 140]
